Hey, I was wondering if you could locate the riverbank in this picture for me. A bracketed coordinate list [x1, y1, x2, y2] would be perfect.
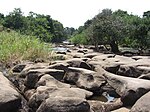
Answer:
[0, 44, 150, 112]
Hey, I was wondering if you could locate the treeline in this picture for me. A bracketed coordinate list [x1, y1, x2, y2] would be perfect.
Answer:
[0, 8, 69, 43]
[70, 9, 150, 53]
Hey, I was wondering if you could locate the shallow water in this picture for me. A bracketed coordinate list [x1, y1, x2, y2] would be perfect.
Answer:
[52, 47, 68, 52]
[89, 93, 115, 102]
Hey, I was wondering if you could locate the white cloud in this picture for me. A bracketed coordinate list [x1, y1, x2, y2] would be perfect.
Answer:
[0, 0, 150, 28]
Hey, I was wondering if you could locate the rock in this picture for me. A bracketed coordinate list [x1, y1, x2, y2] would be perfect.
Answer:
[54, 54, 67, 60]
[28, 86, 93, 111]
[0, 72, 21, 112]
[73, 53, 84, 58]
[64, 67, 106, 91]
[36, 97, 90, 112]
[20, 63, 49, 78]
[103, 72, 150, 106]
[56, 51, 67, 55]
[36, 74, 71, 88]
[117, 64, 150, 77]
[84, 53, 99, 59]
[77, 49, 88, 54]
[65, 58, 92, 70]
[24, 68, 65, 89]
[138, 73, 150, 80]
[11, 63, 26, 73]
[112, 107, 130, 112]
[88, 98, 123, 112]
[130, 91, 150, 112]
[47, 62, 69, 71]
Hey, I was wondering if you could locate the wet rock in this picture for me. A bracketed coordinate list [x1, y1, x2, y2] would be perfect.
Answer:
[36, 97, 90, 112]
[0, 72, 21, 112]
[130, 91, 150, 112]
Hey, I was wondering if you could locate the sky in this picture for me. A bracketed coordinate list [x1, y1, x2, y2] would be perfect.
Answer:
[0, 0, 150, 28]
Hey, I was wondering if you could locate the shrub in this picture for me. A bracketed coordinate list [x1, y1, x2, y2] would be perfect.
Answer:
[0, 31, 51, 64]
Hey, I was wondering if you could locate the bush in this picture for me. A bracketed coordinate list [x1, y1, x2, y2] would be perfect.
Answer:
[0, 31, 51, 64]
[70, 32, 88, 45]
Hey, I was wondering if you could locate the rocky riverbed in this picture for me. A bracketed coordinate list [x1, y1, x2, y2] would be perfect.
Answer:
[0, 45, 150, 112]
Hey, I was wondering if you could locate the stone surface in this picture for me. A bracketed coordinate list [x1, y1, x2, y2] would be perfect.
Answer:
[103, 72, 150, 106]
[64, 67, 106, 91]
[28, 86, 93, 111]
[130, 91, 150, 112]
[36, 97, 90, 112]
[36, 74, 70, 88]
[88, 98, 123, 112]
[0, 72, 21, 112]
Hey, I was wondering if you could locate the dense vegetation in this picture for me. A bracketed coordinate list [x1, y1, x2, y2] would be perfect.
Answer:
[0, 31, 51, 64]
[71, 9, 150, 53]
[0, 8, 67, 43]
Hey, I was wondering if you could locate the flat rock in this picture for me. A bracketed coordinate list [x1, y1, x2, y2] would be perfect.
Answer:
[36, 97, 90, 112]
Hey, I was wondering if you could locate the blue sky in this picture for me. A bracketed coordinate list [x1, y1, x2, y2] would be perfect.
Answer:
[0, 0, 149, 28]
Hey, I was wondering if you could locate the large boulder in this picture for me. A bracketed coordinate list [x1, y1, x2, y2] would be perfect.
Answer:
[103, 72, 150, 106]
[64, 67, 106, 91]
[28, 86, 93, 111]
[24, 68, 65, 89]
[36, 97, 90, 112]
[65, 58, 92, 70]
[36, 74, 70, 88]
[0, 72, 21, 112]
[130, 91, 150, 112]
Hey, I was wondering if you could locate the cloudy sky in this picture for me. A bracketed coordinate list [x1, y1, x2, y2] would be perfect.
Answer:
[0, 0, 149, 28]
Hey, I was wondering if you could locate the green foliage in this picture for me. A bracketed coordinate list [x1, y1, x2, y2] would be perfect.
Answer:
[0, 31, 51, 64]
[70, 32, 88, 45]
[1, 8, 66, 43]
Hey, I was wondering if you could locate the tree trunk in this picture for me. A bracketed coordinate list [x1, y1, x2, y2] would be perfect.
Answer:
[110, 40, 120, 54]
[94, 43, 99, 52]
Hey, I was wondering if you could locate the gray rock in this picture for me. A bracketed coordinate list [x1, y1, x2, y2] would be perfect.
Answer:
[130, 91, 150, 112]
[24, 68, 65, 88]
[138, 73, 150, 80]
[65, 58, 92, 70]
[28, 86, 93, 111]
[36, 74, 71, 88]
[103, 72, 150, 106]
[64, 67, 106, 91]
[36, 97, 90, 112]
[88, 98, 123, 112]
[0, 72, 21, 112]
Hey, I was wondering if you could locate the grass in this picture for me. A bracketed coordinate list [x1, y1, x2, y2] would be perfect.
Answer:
[0, 31, 51, 65]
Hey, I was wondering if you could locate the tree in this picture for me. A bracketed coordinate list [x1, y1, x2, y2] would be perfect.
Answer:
[87, 9, 127, 53]
[3, 8, 26, 30]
